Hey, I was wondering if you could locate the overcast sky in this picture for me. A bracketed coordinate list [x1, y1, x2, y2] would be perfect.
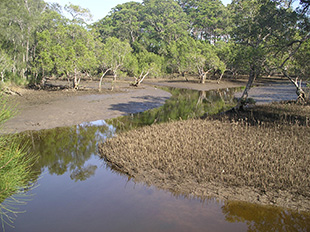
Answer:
[48, 0, 231, 23]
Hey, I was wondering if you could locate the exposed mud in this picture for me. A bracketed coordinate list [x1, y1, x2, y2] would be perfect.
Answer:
[99, 102, 310, 212]
[2, 78, 246, 134]
[2, 80, 172, 133]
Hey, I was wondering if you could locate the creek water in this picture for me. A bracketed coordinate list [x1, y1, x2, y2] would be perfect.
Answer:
[2, 87, 310, 232]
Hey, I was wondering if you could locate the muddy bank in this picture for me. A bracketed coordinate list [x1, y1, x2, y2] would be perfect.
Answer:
[2, 78, 247, 134]
[2, 81, 171, 134]
[2, 76, 301, 133]
[99, 102, 310, 212]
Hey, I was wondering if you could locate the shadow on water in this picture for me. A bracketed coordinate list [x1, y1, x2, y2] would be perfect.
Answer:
[1, 87, 310, 231]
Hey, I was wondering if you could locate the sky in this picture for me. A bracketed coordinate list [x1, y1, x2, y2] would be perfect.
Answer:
[48, 0, 231, 23]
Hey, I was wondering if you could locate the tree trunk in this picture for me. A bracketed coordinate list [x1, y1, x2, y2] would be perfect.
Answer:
[66, 72, 71, 87]
[113, 71, 117, 81]
[98, 68, 111, 91]
[217, 72, 224, 84]
[73, 68, 80, 89]
[133, 71, 149, 87]
[235, 65, 257, 109]
[282, 70, 306, 101]
[200, 69, 211, 84]
[200, 72, 207, 84]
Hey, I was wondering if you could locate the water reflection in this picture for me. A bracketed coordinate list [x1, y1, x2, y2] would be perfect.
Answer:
[2, 86, 310, 231]
[20, 120, 115, 181]
[222, 201, 310, 232]
[107, 87, 239, 132]
[2, 120, 116, 230]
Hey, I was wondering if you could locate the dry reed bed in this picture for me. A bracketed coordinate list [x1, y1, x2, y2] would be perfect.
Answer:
[99, 103, 310, 212]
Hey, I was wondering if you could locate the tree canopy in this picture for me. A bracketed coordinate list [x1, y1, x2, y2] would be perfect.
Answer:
[0, 0, 308, 96]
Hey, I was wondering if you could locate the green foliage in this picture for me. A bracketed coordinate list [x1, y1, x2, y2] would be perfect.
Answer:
[141, 0, 190, 55]
[93, 2, 143, 44]
[292, 39, 310, 79]
[64, 3, 93, 24]
[200, 42, 226, 76]
[166, 38, 227, 81]
[0, 96, 37, 230]
[33, 15, 98, 87]
[230, 0, 304, 77]
[0, 139, 34, 202]
[0, 0, 309, 86]
[179, 0, 230, 42]
[132, 50, 164, 78]
[101, 37, 133, 80]
[0, 50, 13, 83]
[166, 36, 197, 74]
[230, 0, 270, 76]
[0, 97, 14, 125]
[0, 0, 48, 82]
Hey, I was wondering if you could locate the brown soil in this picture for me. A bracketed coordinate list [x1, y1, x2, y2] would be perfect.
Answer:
[99, 102, 310, 212]
[2, 77, 246, 134]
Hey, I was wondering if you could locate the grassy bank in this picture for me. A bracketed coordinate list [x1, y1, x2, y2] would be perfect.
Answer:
[99, 101, 310, 212]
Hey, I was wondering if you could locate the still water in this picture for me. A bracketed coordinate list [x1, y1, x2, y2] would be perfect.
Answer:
[2, 87, 310, 232]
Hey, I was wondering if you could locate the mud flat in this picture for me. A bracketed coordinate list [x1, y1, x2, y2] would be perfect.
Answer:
[2, 77, 250, 134]
[2, 82, 171, 133]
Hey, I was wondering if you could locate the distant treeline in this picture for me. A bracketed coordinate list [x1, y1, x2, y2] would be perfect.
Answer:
[0, 0, 309, 88]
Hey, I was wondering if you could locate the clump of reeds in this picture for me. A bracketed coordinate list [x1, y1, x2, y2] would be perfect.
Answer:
[0, 95, 37, 230]
[99, 101, 310, 212]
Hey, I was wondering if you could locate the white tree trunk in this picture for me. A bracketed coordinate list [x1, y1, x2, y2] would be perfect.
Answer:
[98, 68, 111, 91]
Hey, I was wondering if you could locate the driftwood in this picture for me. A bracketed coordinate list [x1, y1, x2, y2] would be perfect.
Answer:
[2, 87, 22, 96]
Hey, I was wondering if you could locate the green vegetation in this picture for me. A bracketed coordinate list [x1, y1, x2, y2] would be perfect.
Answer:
[0, 96, 37, 230]
[0, 0, 309, 98]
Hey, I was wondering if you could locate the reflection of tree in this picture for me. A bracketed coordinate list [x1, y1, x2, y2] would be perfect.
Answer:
[19, 122, 114, 181]
[222, 201, 310, 232]
[70, 164, 97, 182]
[2, 120, 114, 229]
[108, 87, 241, 132]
